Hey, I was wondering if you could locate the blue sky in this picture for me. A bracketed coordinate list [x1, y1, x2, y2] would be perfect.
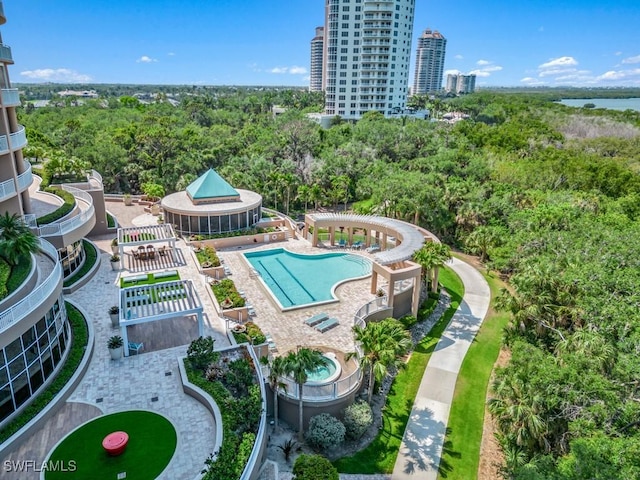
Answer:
[4, 0, 640, 87]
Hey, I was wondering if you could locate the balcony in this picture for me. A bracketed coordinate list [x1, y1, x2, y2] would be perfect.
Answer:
[17, 161, 33, 191]
[34, 185, 96, 247]
[0, 177, 16, 201]
[0, 43, 13, 64]
[0, 239, 62, 335]
[10, 125, 27, 150]
[1, 88, 20, 106]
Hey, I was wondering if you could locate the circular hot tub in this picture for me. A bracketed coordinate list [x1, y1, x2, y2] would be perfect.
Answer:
[305, 352, 342, 385]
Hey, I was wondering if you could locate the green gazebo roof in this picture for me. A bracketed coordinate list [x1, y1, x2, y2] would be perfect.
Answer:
[186, 168, 239, 201]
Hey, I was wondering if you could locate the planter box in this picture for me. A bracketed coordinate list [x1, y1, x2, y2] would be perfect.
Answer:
[109, 313, 119, 328]
[109, 346, 123, 360]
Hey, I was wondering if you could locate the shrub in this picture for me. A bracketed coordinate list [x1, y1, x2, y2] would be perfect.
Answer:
[36, 187, 75, 225]
[305, 413, 345, 451]
[343, 400, 373, 440]
[292, 454, 339, 480]
[195, 246, 221, 267]
[186, 336, 219, 370]
[210, 278, 245, 308]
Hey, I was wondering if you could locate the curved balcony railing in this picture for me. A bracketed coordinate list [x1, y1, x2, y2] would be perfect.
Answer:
[0, 177, 16, 201]
[0, 238, 62, 334]
[89, 169, 103, 185]
[9, 125, 27, 150]
[17, 161, 33, 191]
[1, 88, 20, 106]
[35, 186, 95, 237]
[0, 43, 12, 63]
[278, 356, 363, 402]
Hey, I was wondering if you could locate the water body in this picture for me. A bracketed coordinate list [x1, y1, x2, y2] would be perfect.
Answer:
[559, 98, 640, 112]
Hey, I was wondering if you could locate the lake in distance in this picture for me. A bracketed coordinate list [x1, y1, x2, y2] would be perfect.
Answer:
[559, 98, 640, 112]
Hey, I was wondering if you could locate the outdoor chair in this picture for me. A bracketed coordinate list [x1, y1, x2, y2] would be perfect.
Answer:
[138, 246, 148, 260]
[146, 245, 156, 260]
[128, 341, 144, 355]
[158, 245, 167, 257]
[304, 312, 329, 326]
[315, 317, 339, 333]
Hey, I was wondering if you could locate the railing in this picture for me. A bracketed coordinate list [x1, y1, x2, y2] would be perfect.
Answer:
[1, 88, 20, 106]
[0, 177, 16, 201]
[88, 169, 103, 185]
[9, 125, 27, 150]
[0, 238, 62, 335]
[35, 186, 95, 237]
[17, 161, 32, 191]
[277, 357, 363, 402]
[354, 296, 388, 329]
[0, 43, 12, 63]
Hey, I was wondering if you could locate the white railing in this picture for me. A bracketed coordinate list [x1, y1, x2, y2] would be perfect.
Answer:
[9, 125, 27, 150]
[0, 239, 62, 335]
[0, 177, 16, 201]
[354, 296, 388, 329]
[0, 134, 8, 153]
[89, 169, 102, 185]
[35, 186, 94, 237]
[277, 358, 363, 402]
[1, 88, 20, 106]
[16, 161, 32, 191]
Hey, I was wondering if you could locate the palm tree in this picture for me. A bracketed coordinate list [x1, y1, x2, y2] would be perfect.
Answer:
[347, 318, 411, 404]
[412, 241, 452, 293]
[282, 348, 327, 441]
[266, 356, 288, 430]
[0, 213, 40, 266]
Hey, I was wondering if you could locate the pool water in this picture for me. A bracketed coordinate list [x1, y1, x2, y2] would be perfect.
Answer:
[244, 248, 371, 309]
[305, 354, 342, 385]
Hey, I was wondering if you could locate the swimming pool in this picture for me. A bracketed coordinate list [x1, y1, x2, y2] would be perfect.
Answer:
[243, 248, 372, 310]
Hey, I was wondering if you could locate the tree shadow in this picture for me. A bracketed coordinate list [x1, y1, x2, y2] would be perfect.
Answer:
[397, 405, 448, 475]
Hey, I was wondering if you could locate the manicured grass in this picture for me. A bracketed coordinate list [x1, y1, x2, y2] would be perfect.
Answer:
[437, 267, 509, 479]
[63, 240, 98, 288]
[119, 271, 181, 288]
[0, 303, 88, 444]
[334, 267, 464, 474]
[46, 410, 176, 480]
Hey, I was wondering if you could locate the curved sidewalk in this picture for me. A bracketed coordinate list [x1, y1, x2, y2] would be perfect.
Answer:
[392, 257, 491, 479]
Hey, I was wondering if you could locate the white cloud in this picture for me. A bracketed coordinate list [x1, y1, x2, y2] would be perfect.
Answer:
[444, 69, 462, 76]
[622, 55, 640, 64]
[596, 68, 640, 81]
[615, 51, 623, 56]
[520, 77, 545, 85]
[268, 66, 307, 75]
[19, 68, 92, 83]
[454, 54, 463, 60]
[469, 61, 503, 77]
[167, 52, 176, 57]
[539, 56, 578, 69]
[136, 55, 157, 63]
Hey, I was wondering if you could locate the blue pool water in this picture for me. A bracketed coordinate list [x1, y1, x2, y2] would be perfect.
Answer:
[243, 248, 372, 309]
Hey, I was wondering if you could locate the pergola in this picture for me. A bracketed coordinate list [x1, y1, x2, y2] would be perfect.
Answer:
[116, 223, 177, 257]
[118, 279, 203, 356]
[305, 213, 440, 316]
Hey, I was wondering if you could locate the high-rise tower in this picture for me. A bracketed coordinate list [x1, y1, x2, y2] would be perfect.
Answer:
[310, 27, 324, 92]
[323, 0, 415, 119]
[413, 29, 446, 95]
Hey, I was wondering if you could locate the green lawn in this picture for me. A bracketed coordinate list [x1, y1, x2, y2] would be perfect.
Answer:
[119, 271, 180, 288]
[46, 410, 176, 480]
[334, 267, 464, 473]
[437, 267, 509, 479]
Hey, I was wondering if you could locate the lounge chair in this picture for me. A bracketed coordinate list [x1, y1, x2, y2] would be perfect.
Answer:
[304, 312, 329, 326]
[247, 305, 256, 316]
[128, 341, 144, 355]
[338, 239, 347, 248]
[314, 317, 339, 333]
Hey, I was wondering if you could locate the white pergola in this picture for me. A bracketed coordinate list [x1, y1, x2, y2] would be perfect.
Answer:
[118, 279, 204, 356]
[116, 223, 177, 257]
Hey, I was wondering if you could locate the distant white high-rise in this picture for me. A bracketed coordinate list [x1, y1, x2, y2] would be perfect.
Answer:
[323, 0, 416, 119]
[446, 73, 476, 94]
[310, 26, 324, 92]
[413, 29, 446, 94]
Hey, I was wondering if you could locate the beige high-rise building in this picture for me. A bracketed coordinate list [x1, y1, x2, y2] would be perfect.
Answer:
[323, 0, 416, 120]
[310, 27, 324, 92]
[446, 73, 476, 94]
[413, 29, 446, 95]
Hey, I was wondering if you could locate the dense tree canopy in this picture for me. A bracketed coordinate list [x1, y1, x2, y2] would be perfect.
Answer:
[18, 88, 640, 477]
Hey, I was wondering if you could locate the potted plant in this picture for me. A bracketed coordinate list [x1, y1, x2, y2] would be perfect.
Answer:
[123, 193, 132, 206]
[110, 237, 119, 255]
[108, 306, 120, 327]
[107, 335, 124, 360]
[376, 288, 385, 306]
[110, 254, 121, 271]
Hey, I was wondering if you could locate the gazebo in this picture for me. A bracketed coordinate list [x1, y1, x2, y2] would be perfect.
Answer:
[118, 279, 204, 356]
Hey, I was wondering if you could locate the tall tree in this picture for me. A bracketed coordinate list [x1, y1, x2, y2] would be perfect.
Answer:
[412, 241, 452, 292]
[347, 318, 411, 404]
[282, 348, 328, 441]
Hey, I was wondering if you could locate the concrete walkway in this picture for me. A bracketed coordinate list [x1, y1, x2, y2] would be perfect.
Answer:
[392, 257, 491, 480]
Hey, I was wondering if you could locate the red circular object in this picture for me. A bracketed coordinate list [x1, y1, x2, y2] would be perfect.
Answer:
[102, 431, 129, 456]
